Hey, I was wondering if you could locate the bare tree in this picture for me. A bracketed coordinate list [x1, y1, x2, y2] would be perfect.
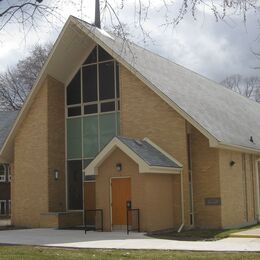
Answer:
[221, 74, 260, 103]
[0, 0, 258, 32]
[0, 0, 61, 32]
[0, 43, 51, 111]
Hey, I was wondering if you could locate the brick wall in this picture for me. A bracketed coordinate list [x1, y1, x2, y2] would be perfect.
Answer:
[97, 148, 178, 232]
[13, 78, 49, 227]
[191, 126, 222, 228]
[119, 65, 188, 228]
[47, 77, 66, 212]
[219, 150, 257, 228]
[12, 76, 66, 227]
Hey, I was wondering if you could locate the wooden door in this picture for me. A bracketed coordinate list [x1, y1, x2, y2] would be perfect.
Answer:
[84, 182, 96, 210]
[84, 182, 96, 225]
[111, 178, 131, 225]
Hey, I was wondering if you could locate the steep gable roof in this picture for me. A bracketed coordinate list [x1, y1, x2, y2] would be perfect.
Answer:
[76, 18, 260, 152]
[1, 16, 260, 161]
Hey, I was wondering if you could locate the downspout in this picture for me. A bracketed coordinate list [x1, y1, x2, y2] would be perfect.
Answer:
[178, 170, 185, 232]
[255, 159, 260, 223]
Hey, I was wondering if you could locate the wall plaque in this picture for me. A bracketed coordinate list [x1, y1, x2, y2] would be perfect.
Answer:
[205, 197, 221, 206]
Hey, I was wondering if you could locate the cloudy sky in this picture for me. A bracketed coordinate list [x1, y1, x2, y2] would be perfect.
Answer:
[0, 0, 259, 82]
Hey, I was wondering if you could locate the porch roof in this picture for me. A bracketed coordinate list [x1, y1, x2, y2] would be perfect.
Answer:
[84, 136, 182, 176]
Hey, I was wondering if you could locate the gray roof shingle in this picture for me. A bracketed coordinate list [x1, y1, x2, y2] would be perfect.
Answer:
[76, 18, 260, 152]
[0, 111, 18, 150]
[117, 136, 181, 168]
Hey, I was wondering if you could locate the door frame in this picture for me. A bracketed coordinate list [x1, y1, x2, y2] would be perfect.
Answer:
[110, 176, 131, 231]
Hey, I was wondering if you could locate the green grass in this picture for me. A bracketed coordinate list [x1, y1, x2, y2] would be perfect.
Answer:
[0, 246, 259, 260]
[148, 224, 260, 241]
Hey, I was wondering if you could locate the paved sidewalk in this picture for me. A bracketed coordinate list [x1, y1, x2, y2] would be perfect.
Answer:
[0, 228, 260, 252]
[231, 228, 260, 238]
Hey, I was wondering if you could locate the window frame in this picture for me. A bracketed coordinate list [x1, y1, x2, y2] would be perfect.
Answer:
[0, 165, 6, 182]
[0, 200, 7, 215]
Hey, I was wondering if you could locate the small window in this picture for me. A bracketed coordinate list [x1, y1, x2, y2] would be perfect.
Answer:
[98, 46, 113, 62]
[0, 165, 6, 182]
[68, 106, 81, 117]
[67, 71, 81, 105]
[84, 46, 97, 64]
[101, 102, 115, 113]
[0, 200, 6, 215]
[8, 200, 11, 215]
[7, 166, 11, 182]
[117, 100, 120, 111]
[84, 104, 98, 115]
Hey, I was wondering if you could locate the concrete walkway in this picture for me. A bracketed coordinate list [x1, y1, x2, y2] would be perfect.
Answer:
[0, 229, 260, 252]
[231, 228, 260, 238]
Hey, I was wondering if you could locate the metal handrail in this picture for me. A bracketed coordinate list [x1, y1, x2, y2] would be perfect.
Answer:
[126, 208, 140, 235]
[84, 209, 103, 234]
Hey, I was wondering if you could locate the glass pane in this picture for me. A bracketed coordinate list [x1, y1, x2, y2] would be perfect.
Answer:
[68, 106, 81, 117]
[0, 165, 4, 175]
[83, 65, 97, 103]
[101, 102, 115, 113]
[116, 63, 120, 98]
[99, 62, 115, 100]
[84, 104, 98, 115]
[84, 46, 97, 64]
[67, 160, 83, 210]
[99, 113, 116, 149]
[67, 71, 81, 105]
[83, 116, 99, 158]
[98, 46, 113, 62]
[83, 159, 93, 168]
[67, 118, 82, 159]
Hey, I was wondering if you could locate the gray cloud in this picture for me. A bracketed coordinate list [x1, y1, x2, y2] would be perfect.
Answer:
[0, 0, 259, 83]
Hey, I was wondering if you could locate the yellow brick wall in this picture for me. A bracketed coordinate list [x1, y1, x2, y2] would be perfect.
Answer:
[119, 65, 188, 227]
[13, 79, 49, 227]
[47, 77, 66, 212]
[191, 127, 222, 228]
[97, 148, 179, 232]
[12, 76, 66, 227]
[219, 150, 257, 228]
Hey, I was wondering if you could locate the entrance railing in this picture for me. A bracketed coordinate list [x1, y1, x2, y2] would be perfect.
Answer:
[84, 209, 103, 234]
[126, 208, 140, 235]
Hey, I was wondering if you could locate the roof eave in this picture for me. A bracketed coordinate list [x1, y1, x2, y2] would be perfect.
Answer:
[85, 137, 182, 176]
[215, 142, 260, 155]
[0, 16, 76, 162]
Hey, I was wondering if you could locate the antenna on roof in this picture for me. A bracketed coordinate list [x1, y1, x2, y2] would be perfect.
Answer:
[95, 0, 101, 28]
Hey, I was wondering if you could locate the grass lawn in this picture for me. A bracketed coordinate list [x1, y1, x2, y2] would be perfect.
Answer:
[148, 224, 260, 241]
[0, 246, 259, 259]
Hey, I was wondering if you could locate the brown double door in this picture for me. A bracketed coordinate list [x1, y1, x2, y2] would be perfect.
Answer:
[111, 178, 131, 225]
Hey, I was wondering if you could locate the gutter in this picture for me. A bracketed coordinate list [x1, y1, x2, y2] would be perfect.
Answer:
[178, 170, 185, 232]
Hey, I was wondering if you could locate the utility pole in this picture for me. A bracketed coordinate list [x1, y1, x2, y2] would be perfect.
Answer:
[95, 0, 101, 28]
